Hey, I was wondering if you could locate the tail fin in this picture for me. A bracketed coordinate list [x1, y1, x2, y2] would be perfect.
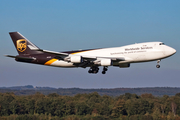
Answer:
[9, 32, 40, 55]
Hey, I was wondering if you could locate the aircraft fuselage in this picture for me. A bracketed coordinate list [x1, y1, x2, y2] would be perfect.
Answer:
[7, 32, 176, 74]
[41, 42, 176, 68]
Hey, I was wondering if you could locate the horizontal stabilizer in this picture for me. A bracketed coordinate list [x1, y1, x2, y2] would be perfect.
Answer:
[5, 55, 35, 60]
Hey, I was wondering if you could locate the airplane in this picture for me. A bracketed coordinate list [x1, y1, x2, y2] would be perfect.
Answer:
[6, 32, 176, 74]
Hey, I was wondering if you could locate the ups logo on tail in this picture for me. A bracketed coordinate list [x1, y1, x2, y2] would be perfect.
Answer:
[17, 39, 27, 52]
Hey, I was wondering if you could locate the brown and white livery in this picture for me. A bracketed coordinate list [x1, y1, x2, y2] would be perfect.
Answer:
[6, 32, 176, 74]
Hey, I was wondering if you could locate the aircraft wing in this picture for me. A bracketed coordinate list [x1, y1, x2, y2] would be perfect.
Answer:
[40, 50, 125, 61]
[34, 49, 126, 68]
[38, 49, 126, 61]
[36, 49, 96, 59]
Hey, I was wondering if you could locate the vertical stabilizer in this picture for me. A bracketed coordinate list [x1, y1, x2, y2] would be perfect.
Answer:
[9, 32, 40, 55]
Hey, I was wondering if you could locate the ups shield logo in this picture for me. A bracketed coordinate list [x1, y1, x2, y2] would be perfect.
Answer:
[17, 39, 27, 52]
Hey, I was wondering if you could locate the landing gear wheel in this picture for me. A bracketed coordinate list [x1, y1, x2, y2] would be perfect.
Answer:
[156, 65, 160, 68]
[102, 71, 106, 74]
[88, 70, 92, 73]
[102, 66, 108, 74]
[93, 70, 98, 74]
[88, 66, 99, 74]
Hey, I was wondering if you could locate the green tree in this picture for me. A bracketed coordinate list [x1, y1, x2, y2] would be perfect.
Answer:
[152, 108, 161, 120]
[75, 102, 90, 115]
[53, 98, 66, 117]
[111, 99, 126, 118]
[25, 99, 35, 115]
[10, 97, 27, 115]
[35, 98, 45, 114]
[0, 92, 14, 116]
[64, 100, 75, 116]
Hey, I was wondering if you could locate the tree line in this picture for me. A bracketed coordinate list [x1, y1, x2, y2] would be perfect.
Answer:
[1, 87, 180, 96]
[0, 92, 180, 120]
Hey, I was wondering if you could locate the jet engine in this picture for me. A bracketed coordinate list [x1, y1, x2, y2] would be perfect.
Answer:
[100, 59, 112, 66]
[64, 56, 83, 63]
[70, 56, 83, 63]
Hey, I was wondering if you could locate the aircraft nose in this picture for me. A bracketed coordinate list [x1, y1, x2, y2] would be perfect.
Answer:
[172, 48, 176, 54]
[164, 46, 176, 56]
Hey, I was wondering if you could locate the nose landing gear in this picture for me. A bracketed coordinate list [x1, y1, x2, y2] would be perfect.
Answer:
[156, 60, 161, 68]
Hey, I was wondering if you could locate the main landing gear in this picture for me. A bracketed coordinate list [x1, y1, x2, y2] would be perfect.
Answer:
[88, 66, 108, 74]
[102, 66, 108, 74]
[88, 66, 99, 74]
[156, 60, 161, 68]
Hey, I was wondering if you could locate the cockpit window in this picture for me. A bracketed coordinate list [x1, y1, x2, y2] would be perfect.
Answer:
[159, 43, 165, 45]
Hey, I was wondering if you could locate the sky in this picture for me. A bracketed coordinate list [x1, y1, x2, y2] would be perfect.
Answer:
[0, 0, 180, 88]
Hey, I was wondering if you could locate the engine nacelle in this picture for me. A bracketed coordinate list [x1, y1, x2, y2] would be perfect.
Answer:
[70, 56, 83, 63]
[100, 59, 112, 66]
[119, 63, 130, 68]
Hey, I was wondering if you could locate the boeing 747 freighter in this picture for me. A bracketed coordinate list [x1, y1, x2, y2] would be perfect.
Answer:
[6, 32, 176, 74]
